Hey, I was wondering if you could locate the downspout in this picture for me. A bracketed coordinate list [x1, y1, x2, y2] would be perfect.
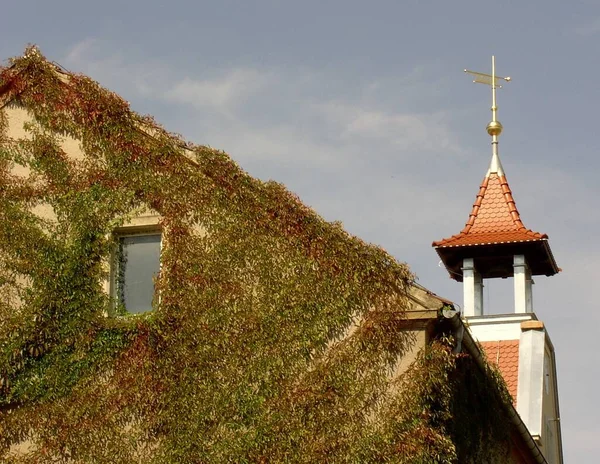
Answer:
[546, 334, 564, 464]
[442, 309, 548, 464]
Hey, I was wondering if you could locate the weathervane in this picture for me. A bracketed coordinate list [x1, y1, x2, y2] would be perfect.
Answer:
[464, 56, 511, 167]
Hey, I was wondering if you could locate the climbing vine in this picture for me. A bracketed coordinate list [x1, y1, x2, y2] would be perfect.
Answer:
[0, 48, 515, 463]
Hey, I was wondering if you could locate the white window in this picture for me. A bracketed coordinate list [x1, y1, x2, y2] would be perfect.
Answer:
[112, 230, 161, 314]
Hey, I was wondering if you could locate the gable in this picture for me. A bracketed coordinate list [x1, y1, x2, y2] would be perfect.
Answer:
[0, 49, 532, 463]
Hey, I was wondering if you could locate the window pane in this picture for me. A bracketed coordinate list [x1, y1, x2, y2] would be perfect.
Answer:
[117, 233, 161, 314]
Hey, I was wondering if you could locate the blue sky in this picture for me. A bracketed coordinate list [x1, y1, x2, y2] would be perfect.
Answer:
[3, 1, 598, 460]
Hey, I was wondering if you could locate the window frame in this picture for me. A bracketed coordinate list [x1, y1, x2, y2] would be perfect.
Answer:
[109, 225, 163, 315]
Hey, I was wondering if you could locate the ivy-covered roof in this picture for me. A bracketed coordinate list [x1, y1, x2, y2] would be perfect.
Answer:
[0, 47, 518, 463]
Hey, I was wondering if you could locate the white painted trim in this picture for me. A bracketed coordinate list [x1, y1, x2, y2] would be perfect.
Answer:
[517, 327, 546, 438]
[467, 313, 537, 324]
[514, 255, 533, 313]
[486, 149, 505, 177]
[462, 258, 483, 317]
[465, 313, 537, 342]
[109, 227, 163, 315]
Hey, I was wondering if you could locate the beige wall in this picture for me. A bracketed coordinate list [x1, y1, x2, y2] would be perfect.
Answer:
[3, 102, 70, 225]
[1, 98, 456, 461]
[2, 102, 165, 301]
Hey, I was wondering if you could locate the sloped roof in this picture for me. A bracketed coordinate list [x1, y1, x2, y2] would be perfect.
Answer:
[433, 154, 547, 248]
[433, 152, 559, 280]
[480, 340, 520, 406]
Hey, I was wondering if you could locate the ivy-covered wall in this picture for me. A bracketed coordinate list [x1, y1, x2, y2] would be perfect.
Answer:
[0, 48, 518, 463]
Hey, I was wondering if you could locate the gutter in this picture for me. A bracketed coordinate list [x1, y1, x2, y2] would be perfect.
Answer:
[442, 309, 548, 464]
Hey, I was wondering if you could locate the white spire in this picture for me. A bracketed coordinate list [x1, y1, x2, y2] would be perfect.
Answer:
[486, 149, 505, 177]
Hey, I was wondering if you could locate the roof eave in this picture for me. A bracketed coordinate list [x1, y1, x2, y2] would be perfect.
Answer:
[434, 239, 559, 281]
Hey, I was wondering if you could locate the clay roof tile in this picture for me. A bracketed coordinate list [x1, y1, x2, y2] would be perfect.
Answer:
[433, 171, 547, 248]
[480, 340, 520, 405]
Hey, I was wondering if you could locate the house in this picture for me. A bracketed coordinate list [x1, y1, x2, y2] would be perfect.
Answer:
[0, 48, 555, 463]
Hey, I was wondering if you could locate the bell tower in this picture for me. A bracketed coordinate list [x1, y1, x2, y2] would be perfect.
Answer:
[432, 57, 563, 463]
[433, 56, 559, 317]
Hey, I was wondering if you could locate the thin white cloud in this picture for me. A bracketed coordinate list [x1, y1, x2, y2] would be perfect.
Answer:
[65, 38, 97, 63]
[164, 69, 274, 115]
[62, 39, 171, 100]
[315, 101, 459, 153]
[62, 39, 462, 163]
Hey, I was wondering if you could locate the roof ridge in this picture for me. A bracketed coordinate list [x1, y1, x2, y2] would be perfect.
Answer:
[498, 174, 526, 230]
[461, 176, 489, 234]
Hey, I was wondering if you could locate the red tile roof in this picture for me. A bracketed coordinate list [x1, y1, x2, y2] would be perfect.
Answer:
[480, 340, 520, 405]
[433, 173, 547, 248]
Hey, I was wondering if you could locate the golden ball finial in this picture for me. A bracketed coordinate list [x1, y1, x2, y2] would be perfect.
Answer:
[486, 120, 503, 136]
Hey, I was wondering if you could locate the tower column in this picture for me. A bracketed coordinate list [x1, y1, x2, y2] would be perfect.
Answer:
[462, 258, 483, 317]
[514, 254, 533, 313]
